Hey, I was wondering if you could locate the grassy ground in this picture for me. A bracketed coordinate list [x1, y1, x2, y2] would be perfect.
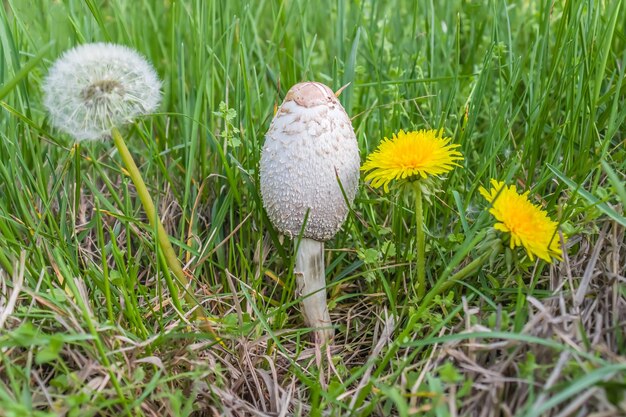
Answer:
[1, 0, 625, 416]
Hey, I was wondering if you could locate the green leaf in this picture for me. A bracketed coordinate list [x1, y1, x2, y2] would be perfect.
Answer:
[35, 335, 64, 364]
[438, 361, 464, 383]
[523, 363, 626, 417]
[601, 160, 626, 209]
[357, 247, 379, 264]
[547, 164, 626, 227]
[0, 42, 53, 101]
[381, 240, 396, 258]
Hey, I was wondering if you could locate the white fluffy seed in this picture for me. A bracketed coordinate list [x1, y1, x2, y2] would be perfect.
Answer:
[43, 43, 161, 141]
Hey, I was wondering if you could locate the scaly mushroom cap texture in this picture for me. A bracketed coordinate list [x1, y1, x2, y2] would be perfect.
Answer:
[260, 82, 360, 241]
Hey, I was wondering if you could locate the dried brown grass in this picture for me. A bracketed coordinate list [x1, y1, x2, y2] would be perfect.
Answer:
[1, 197, 624, 416]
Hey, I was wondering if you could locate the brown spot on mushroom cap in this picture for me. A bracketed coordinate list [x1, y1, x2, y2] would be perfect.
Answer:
[284, 82, 337, 108]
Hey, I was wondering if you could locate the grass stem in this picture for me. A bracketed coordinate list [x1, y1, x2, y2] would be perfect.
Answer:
[415, 185, 426, 299]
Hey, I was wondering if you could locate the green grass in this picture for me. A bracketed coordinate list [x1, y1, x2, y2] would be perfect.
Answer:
[1, 0, 625, 415]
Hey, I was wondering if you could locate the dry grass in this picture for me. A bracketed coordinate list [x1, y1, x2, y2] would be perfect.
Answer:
[2, 218, 624, 416]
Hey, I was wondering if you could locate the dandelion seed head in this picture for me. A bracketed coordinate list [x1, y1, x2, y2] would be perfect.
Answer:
[43, 43, 161, 141]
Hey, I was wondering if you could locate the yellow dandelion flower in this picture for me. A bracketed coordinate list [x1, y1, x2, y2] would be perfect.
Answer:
[479, 179, 563, 263]
[361, 129, 464, 192]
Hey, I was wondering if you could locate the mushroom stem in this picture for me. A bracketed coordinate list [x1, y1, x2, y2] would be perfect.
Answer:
[295, 237, 333, 344]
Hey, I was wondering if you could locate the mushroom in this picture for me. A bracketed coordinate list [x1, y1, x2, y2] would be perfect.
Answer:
[260, 82, 360, 344]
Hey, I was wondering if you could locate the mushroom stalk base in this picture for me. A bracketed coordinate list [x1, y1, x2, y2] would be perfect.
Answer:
[295, 238, 333, 344]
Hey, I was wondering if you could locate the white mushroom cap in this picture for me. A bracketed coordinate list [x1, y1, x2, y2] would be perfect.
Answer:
[260, 82, 360, 241]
